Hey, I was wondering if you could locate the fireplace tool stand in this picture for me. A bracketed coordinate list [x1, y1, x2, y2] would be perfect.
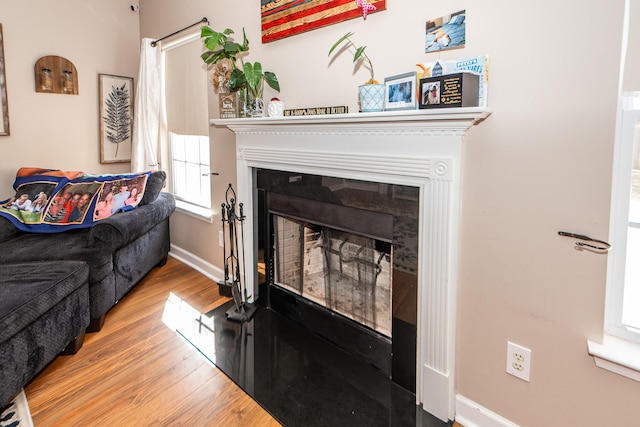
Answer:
[217, 184, 256, 322]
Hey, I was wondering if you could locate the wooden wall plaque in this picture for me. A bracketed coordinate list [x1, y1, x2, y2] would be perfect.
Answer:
[34, 55, 78, 95]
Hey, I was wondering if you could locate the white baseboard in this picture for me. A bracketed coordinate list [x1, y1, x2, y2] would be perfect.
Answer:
[169, 244, 224, 284]
[455, 395, 519, 427]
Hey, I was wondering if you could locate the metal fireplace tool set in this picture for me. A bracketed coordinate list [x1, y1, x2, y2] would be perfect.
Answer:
[217, 184, 256, 322]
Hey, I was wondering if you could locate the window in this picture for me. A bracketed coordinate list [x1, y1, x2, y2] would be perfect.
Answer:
[588, 97, 640, 381]
[605, 101, 640, 344]
[586, 1, 640, 380]
[169, 132, 211, 209]
[163, 34, 212, 219]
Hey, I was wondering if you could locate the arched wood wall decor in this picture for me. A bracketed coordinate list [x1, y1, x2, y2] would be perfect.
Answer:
[34, 55, 78, 95]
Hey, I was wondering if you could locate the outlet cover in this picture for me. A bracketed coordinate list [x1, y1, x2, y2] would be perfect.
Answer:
[506, 341, 531, 382]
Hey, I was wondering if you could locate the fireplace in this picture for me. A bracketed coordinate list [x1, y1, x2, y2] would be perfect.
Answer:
[213, 108, 490, 422]
[256, 170, 419, 392]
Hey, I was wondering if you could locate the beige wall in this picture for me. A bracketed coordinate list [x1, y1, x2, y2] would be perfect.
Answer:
[0, 1, 140, 186]
[138, 2, 639, 426]
[3, 0, 639, 425]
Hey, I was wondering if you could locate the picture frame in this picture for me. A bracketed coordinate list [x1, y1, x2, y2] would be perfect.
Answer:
[419, 79, 441, 107]
[419, 73, 479, 109]
[99, 74, 133, 164]
[0, 24, 10, 136]
[425, 10, 466, 53]
[261, 0, 386, 43]
[384, 72, 417, 111]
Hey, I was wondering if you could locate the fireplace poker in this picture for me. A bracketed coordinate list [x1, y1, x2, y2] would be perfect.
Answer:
[220, 202, 229, 283]
[238, 202, 249, 301]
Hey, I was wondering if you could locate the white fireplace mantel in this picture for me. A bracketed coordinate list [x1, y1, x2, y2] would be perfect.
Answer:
[213, 107, 489, 133]
[212, 107, 491, 422]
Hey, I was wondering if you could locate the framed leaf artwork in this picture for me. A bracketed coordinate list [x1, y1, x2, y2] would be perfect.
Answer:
[261, 0, 386, 43]
[99, 74, 133, 164]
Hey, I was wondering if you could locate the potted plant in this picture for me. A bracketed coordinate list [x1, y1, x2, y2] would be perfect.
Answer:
[328, 31, 385, 112]
[231, 61, 280, 117]
[200, 27, 280, 117]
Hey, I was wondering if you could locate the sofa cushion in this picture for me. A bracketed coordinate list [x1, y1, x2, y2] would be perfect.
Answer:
[139, 171, 166, 206]
[0, 216, 22, 243]
[0, 261, 89, 343]
[0, 231, 112, 283]
[88, 192, 175, 250]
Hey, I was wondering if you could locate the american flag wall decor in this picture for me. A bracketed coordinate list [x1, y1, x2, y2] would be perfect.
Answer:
[261, 0, 386, 43]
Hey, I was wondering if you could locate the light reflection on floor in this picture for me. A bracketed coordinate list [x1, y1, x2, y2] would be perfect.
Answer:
[161, 292, 217, 364]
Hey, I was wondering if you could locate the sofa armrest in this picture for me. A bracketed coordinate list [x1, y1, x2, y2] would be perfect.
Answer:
[88, 192, 175, 250]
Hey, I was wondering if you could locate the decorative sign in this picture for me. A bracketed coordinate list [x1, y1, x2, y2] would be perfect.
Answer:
[261, 0, 386, 43]
[283, 105, 348, 116]
[219, 92, 239, 119]
[419, 73, 479, 109]
[416, 54, 488, 108]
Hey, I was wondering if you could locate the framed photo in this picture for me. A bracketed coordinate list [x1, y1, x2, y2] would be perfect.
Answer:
[425, 10, 466, 53]
[420, 79, 441, 107]
[0, 24, 10, 136]
[384, 72, 417, 111]
[99, 74, 133, 164]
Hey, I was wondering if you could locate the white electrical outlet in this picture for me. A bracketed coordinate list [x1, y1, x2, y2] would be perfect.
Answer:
[506, 341, 531, 382]
[218, 230, 224, 248]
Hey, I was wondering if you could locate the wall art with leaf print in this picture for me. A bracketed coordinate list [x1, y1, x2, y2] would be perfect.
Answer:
[99, 74, 133, 163]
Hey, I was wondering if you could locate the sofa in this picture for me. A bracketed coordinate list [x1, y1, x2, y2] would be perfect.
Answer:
[0, 170, 175, 331]
[0, 170, 175, 406]
[0, 260, 90, 406]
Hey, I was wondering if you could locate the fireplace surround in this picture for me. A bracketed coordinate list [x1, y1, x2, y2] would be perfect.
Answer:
[212, 108, 490, 422]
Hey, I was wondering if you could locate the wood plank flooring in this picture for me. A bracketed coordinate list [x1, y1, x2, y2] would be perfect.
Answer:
[24, 256, 282, 427]
[24, 256, 465, 427]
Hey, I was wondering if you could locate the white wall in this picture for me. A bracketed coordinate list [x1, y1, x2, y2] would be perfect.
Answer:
[3, 0, 639, 425]
[0, 0, 140, 187]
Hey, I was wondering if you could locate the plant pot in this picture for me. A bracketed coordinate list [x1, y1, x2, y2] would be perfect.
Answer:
[245, 91, 264, 118]
[358, 83, 385, 112]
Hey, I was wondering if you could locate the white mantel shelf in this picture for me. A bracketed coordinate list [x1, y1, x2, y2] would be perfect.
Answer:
[213, 106, 491, 423]
[211, 107, 491, 133]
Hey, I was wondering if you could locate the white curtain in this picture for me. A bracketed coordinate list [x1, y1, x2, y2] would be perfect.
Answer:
[131, 38, 166, 173]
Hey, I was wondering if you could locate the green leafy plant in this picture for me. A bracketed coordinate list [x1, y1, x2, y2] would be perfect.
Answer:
[200, 27, 249, 66]
[200, 26, 279, 98]
[328, 32, 377, 85]
[233, 62, 279, 99]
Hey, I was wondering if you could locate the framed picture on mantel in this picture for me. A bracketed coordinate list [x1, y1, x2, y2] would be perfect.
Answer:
[99, 74, 133, 164]
[384, 72, 417, 111]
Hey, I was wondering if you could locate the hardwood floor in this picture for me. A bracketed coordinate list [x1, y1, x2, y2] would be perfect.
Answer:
[25, 256, 282, 427]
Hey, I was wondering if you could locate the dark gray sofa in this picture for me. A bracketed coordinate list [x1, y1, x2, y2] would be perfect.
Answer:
[0, 260, 90, 407]
[0, 171, 175, 331]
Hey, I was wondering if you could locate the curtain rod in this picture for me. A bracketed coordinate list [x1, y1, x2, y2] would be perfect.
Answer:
[151, 17, 208, 47]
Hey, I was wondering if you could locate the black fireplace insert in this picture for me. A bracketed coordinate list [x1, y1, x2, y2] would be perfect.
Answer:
[255, 169, 419, 393]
